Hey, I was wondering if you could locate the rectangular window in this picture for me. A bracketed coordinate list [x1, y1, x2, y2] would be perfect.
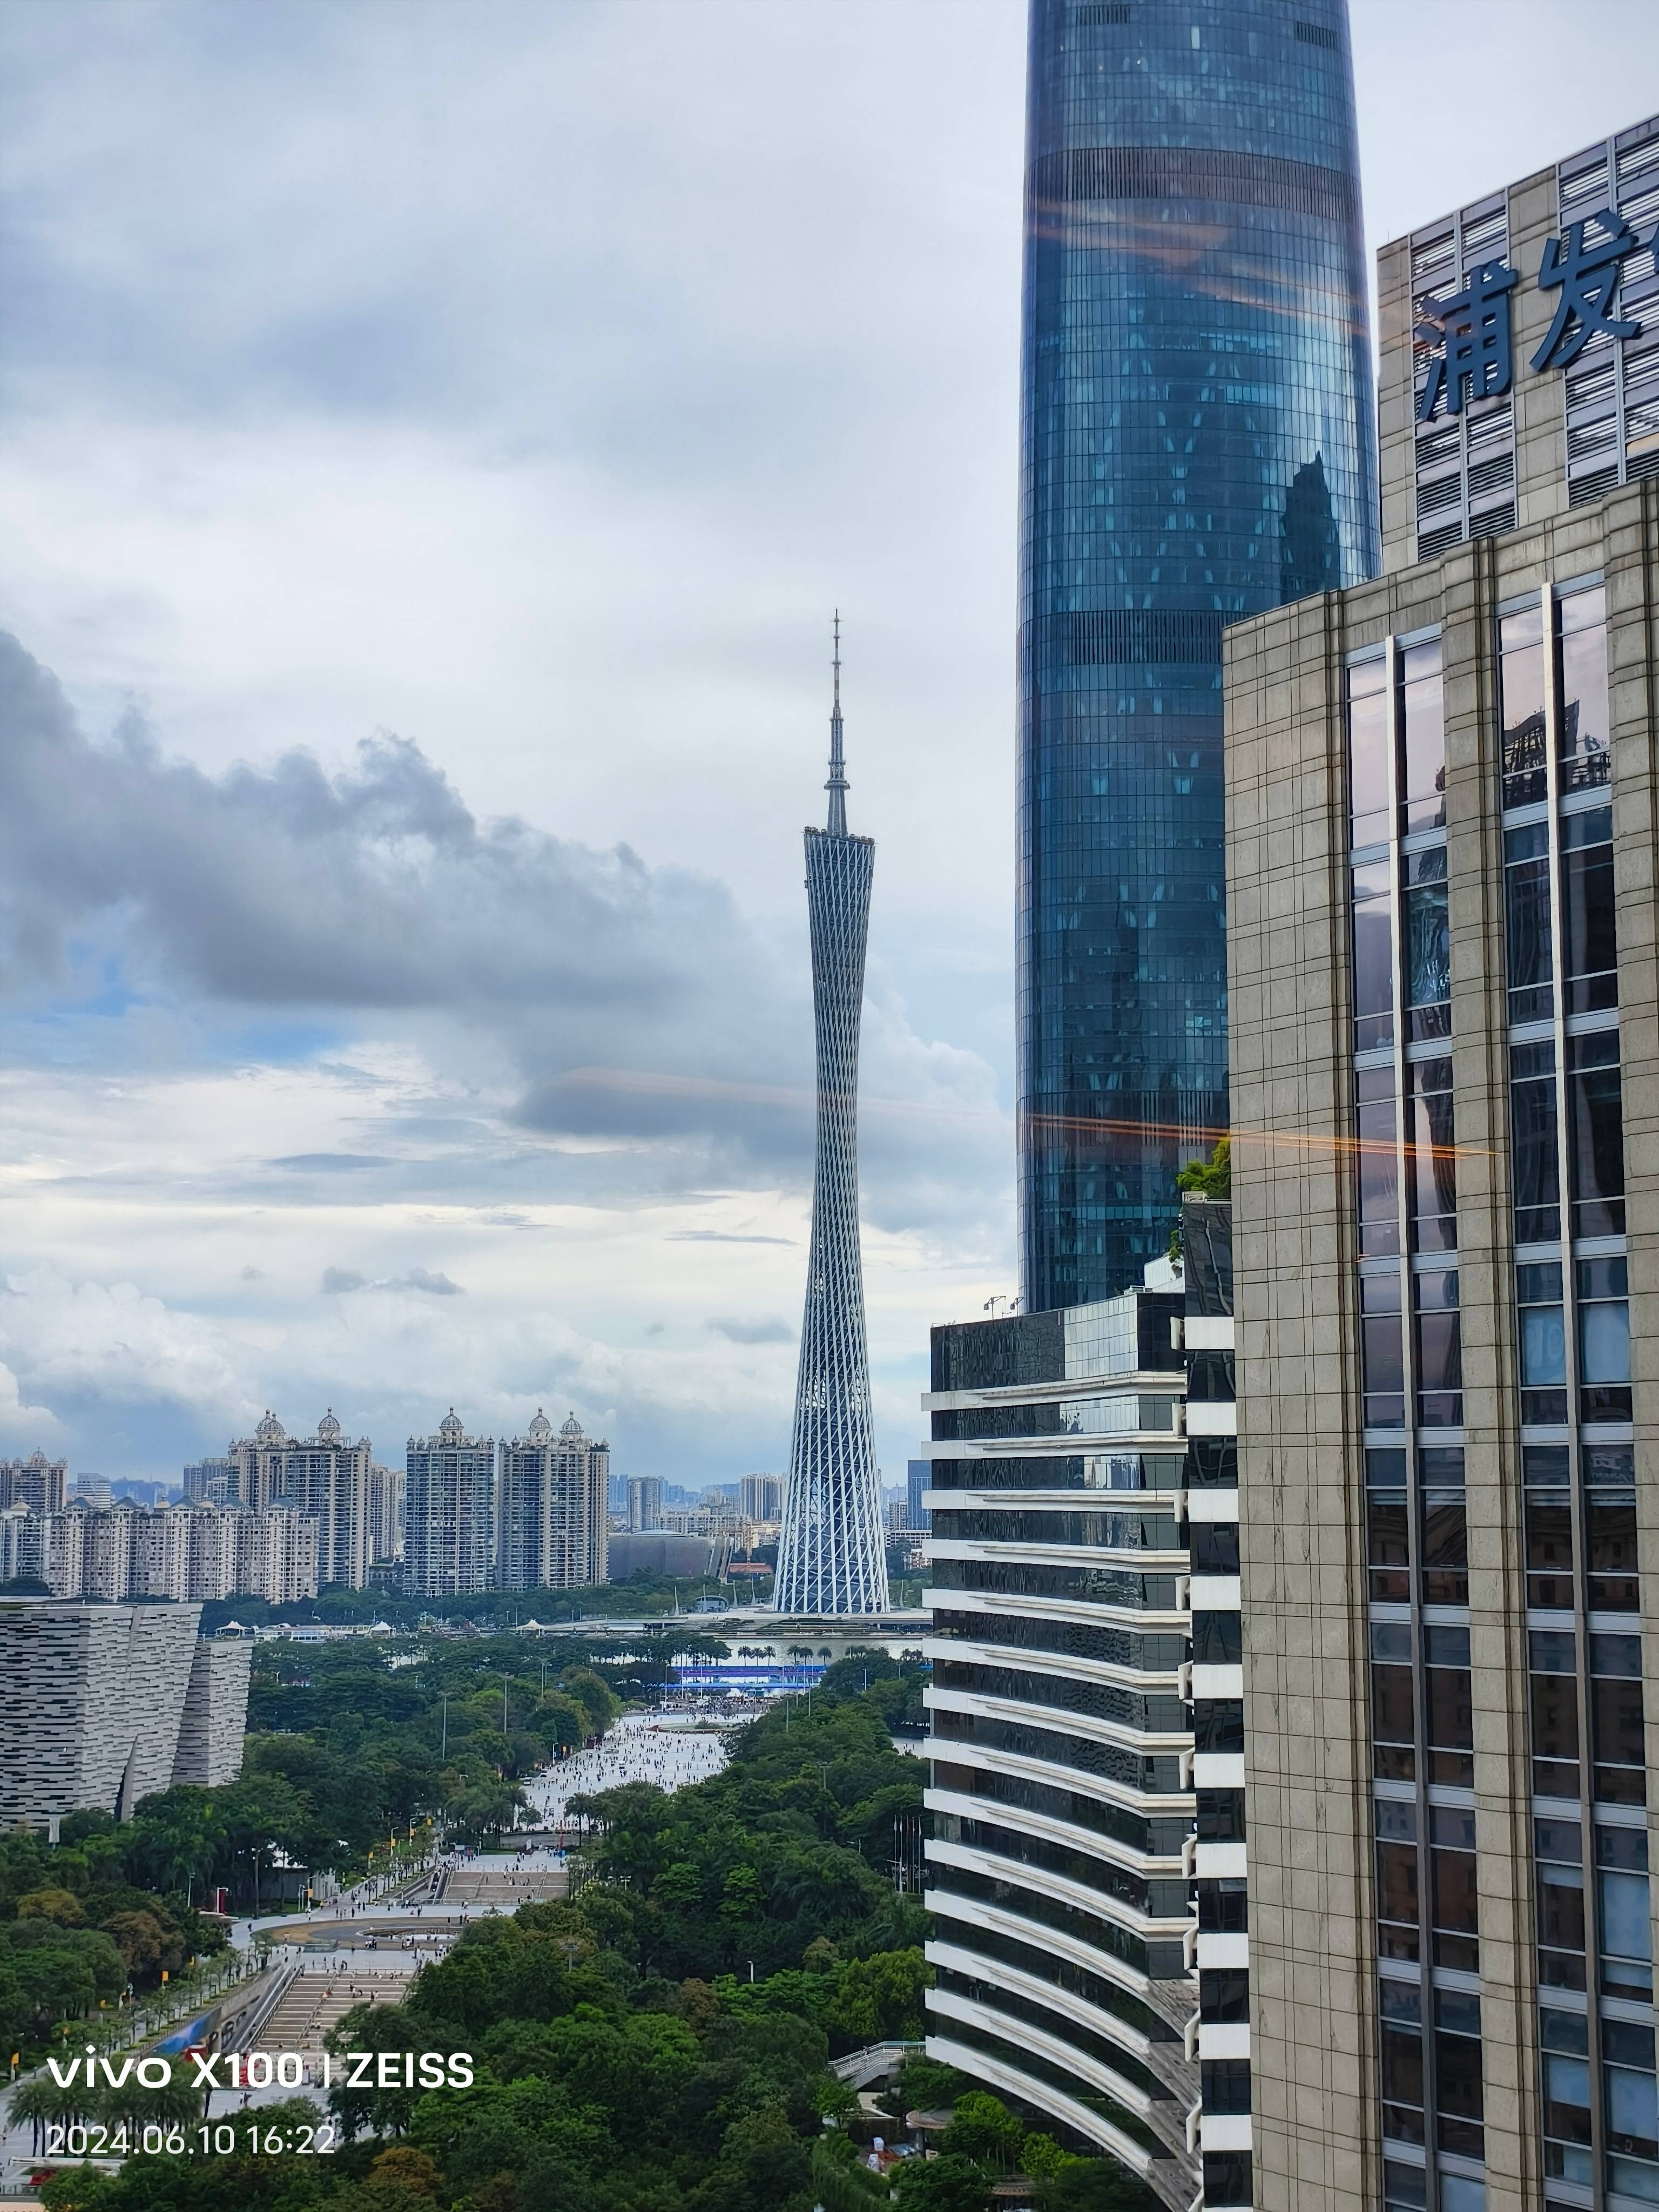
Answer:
[1376, 1798, 1421, 1960]
[1509, 1040, 1560, 1246]
[1530, 1629, 1581, 1800]
[1504, 819, 1553, 1024]
[1380, 1975, 1427, 2144]
[1368, 1485, 1410, 1604]
[1501, 599, 1548, 810]
[1518, 1260, 1568, 1426]
[1353, 860, 1396, 1052]
[1525, 1476, 1574, 1611]
[1541, 2005, 1593, 2164]
[1407, 1056, 1457, 1252]
[1400, 638, 1445, 834]
[1586, 1444, 1637, 1610]
[1589, 1633, 1645, 1806]
[1358, 1062, 1401, 1259]
[1536, 1818, 1589, 1992]
[1414, 1270, 1462, 1427]
[1567, 1029, 1625, 1237]
[1404, 847, 1450, 1041]
[1434, 1986, 1485, 2157]
[1430, 1804, 1479, 1972]
[1372, 1621, 1415, 1783]
[1604, 2018, 1659, 2175]
[1349, 655, 1392, 849]
[1556, 584, 1610, 795]
[1424, 1622, 1473, 1788]
[1363, 1269, 1406, 1430]
[1561, 805, 1617, 1014]
[1420, 1489, 1467, 1606]
[1578, 1256, 1631, 1424]
[1598, 1826, 1653, 1999]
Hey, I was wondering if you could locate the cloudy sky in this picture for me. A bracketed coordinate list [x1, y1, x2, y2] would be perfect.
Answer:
[0, 0, 1654, 1489]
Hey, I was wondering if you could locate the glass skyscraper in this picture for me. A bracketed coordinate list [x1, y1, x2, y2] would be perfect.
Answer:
[1017, 0, 1379, 1309]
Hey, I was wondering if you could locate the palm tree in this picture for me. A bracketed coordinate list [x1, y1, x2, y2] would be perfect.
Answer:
[11, 2076, 91, 2159]
[97, 2074, 203, 2140]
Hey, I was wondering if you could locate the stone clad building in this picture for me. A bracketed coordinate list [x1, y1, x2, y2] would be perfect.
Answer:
[1224, 113, 1659, 2212]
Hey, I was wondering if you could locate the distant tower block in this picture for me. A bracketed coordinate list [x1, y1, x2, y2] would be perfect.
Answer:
[774, 621, 889, 1615]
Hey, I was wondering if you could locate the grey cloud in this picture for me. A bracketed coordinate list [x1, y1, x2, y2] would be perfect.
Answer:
[0, 627, 1007, 1230]
[669, 1230, 796, 1247]
[272, 1152, 393, 1172]
[707, 1317, 794, 1345]
[240, 1265, 264, 1280]
[320, 1266, 460, 1297]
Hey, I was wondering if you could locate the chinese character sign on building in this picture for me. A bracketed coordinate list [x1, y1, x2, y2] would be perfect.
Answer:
[1418, 210, 1648, 421]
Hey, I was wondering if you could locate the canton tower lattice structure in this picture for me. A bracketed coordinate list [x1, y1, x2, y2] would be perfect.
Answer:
[774, 621, 889, 1615]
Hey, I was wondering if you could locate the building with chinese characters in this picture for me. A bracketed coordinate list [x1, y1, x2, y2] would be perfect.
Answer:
[1223, 108, 1659, 2212]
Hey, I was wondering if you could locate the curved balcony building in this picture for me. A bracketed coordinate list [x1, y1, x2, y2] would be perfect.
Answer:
[921, 1284, 1203, 2208]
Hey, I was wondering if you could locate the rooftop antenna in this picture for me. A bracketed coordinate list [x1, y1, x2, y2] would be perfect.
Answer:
[825, 610, 848, 835]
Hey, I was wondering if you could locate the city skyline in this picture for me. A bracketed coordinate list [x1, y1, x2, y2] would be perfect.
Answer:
[0, 3, 1656, 1493]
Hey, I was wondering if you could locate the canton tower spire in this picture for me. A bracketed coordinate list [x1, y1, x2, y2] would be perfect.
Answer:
[774, 621, 888, 1615]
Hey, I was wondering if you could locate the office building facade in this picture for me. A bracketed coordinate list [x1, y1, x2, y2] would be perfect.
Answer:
[920, 1285, 1202, 2208]
[1224, 114, 1659, 2212]
[776, 632, 889, 1614]
[497, 1411, 609, 1590]
[367, 1461, 404, 1569]
[0, 1601, 248, 1834]
[1016, 0, 1379, 1311]
[404, 1412, 496, 1598]
[907, 1457, 932, 1534]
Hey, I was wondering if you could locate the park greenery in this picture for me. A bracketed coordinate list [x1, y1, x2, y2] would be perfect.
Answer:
[19, 1644, 1155, 2211]
[36, 1663, 1159, 2212]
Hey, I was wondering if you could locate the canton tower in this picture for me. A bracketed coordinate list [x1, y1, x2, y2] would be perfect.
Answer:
[774, 622, 889, 1615]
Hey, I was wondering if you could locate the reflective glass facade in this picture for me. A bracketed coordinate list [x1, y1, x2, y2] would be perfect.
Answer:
[1018, 0, 1379, 1308]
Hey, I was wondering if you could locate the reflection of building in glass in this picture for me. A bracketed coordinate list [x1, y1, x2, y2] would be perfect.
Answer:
[1224, 112, 1659, 2212]
[775, 633, 888, 1615]
[497, 1412, 608, 1590]
[1017, 0, 1378, 1310]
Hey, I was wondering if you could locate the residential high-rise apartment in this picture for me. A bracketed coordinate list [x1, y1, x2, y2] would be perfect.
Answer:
[775, 628, 888, 1615]
[8, 1502, 317, 1604]
[227, 1411, 372, 1588]
[366, 1461, 404, 1570]
[740, 1474, 783, 1525]
[183, 1458, 233, 1505]
[628, 1475, 665, 1533]
[1223, 113, 1659, 2212]
[920, 1282, 1200, 2207]
[403, 1412, 495, 1599]
[0, 1454, 68, 1513]
[1016, 0, 1379, 1311]
[496, 1412, 608, 1591]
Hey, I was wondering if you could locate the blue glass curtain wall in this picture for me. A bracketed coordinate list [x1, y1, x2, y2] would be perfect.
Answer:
[1017, 0, 1379, 1308]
